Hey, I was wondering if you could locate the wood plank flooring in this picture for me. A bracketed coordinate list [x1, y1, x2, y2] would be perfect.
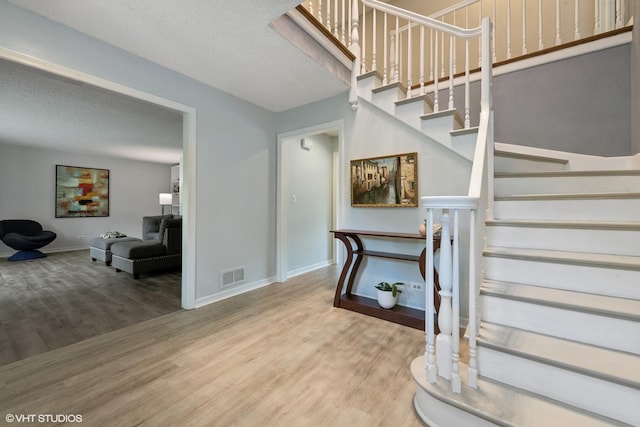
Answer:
[0, 250, 181, 366]
[0, 265, 427, 426]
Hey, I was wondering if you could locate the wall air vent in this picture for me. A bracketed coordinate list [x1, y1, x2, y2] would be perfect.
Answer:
[220, 267, 245, 288]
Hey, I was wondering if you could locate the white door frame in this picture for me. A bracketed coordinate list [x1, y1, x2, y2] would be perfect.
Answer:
[276, 120, 344, 282]
[0, 47, 198, 309]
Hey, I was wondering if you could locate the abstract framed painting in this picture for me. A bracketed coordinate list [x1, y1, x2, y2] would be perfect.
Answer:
[55, 165, 110, 218]
[350, 152, 418, 207]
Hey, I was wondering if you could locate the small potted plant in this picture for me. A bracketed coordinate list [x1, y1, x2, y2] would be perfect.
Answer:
[375, 281, 404, 309]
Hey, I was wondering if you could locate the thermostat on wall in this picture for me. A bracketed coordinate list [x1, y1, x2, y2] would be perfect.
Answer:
[301, 138, 313, 151]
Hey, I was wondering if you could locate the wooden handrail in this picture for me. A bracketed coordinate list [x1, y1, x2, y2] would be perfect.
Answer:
[295, 5, 356, 62]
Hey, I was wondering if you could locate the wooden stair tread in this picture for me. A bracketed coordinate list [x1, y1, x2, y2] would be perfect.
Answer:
[486, 219, 640, 230]
[477, 322, 640, 389]
[495, 192, 640, 201]
[483, 246, 640, 270]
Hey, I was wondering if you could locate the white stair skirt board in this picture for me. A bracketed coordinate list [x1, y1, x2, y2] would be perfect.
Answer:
[486, 220, 640, 256]
[494, 150, 569, 173]
[411, 356, 620, 427]
[476, 347, 640, 425]
[483, 247, 640, 300]
[370, 81, 407, 114]
[480, 293, 640, 355]
[493, 196, 640, 221]
[494, 170, 640, 196]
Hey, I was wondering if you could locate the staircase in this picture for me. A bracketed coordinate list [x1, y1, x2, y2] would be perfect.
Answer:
[411, 145, 640, 426]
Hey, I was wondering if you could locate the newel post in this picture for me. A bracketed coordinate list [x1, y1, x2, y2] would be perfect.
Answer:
[349, 0, 360, 110]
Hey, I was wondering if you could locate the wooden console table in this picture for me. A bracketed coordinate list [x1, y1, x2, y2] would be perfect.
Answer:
[330, 229, 441, 331]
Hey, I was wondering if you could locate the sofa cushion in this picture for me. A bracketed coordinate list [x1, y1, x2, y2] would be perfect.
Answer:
[111, 240, 166, 259]
[142, 214, 173, 240]
[89, 236, 141, 251]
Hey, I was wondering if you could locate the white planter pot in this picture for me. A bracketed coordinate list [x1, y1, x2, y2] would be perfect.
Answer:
[377, 289, 398, 309]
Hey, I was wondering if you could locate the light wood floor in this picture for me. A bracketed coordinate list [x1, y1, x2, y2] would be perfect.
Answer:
[0, 265, 427, 427]
[0, 250, 181, 366]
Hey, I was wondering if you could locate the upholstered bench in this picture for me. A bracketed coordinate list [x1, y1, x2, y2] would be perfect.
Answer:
[90, 236, 142, 266]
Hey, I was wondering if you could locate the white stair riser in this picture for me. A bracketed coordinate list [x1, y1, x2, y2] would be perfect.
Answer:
[356, 75, 380, 103]
[371, 86, 406, 114]
[395, 100, 431, 128]
[420, 115, 459, 147]
[477, 346, 640, 426]
[486, 226, 640, 256]
[414, 388, 498, 427]
[451, 132, 477, 161]
[494, 156, 567, 173]
[480, 295, 640, 354]
[494, 198, 640, 221]
[495, 174, 640, 196]
[484, 256, 640, 299]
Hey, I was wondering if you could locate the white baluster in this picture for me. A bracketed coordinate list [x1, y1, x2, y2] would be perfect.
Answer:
[522, 0, 528, 54]
[464, 38, 470, 128]
[507, 0, 512, 59]
[452, 12, 457, 75]
[361, 3, 367, 73]
[451, 209, 461, 393]
[407, 19, 413, 96]
[615, 0, 622, 28]
[308, 0, 314, 18]
[594, 0, 601, 34]
[348, 0, 351, 45]
[434, 31, 439, 112]
[440, 18, 445, 77]
[334, 0, 339, 38]
[419, 25, 425, 95]
[478, 0, 482, 67]
[556, 0, 562, 45]
[341, 0, 346, 44]
[394, 15, 400, 82]
[448, 34, 454, 110]
[390, 32, 397, 83]
[575, 0, 581, 40]
[318, 0, 323, 29]
[349, 0, 360, 109]
[326, 0, 331, 31]
[468, 209, 478, 388]
[436, 212, 453, 381]
[372, 8, 377, 72]
[429, 28, 434, 81]
[425, 209, 436, 383]
[383, 12, 388, 85]
[538, 0, 544, 49]
[492, 0, 497, 62]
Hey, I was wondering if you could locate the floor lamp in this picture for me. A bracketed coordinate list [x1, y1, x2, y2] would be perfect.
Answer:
[159, 193, 172, 215]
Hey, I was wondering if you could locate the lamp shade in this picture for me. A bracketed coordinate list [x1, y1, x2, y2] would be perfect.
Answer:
[159, 193, 172, 206]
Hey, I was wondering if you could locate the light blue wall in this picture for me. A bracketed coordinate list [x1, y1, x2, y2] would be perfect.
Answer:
[284, 133, 336, 275]
[0, 142, 170, 257]
[0, 1, 277, 302]
[277, 95, 472, 310]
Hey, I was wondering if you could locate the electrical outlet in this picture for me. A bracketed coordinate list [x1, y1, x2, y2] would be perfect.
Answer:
[410, 282, 423, 291]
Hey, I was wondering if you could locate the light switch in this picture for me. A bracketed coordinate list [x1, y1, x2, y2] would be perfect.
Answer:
[292, 194, 297, 203]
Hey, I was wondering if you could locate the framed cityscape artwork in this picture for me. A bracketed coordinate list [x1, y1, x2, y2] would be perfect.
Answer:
[350, 152, 418, 207]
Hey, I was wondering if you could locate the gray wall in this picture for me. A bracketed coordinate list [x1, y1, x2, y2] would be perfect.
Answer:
[0, 142, 170, 257]
[632, 1, 640, 154]
[493, 44, 631, 157]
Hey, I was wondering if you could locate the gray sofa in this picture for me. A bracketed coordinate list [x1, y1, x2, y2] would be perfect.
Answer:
[110, 216, 182, 279]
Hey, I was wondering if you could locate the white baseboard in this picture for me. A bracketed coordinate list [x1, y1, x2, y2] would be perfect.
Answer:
[287, 259, 334, 279]
[194, 276, 276, 308]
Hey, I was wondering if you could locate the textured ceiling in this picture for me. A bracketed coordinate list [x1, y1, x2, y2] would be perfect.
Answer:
[0, 59, 184, 164]
[2, 0, 349, 164]
[8, 0, 349, 113]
